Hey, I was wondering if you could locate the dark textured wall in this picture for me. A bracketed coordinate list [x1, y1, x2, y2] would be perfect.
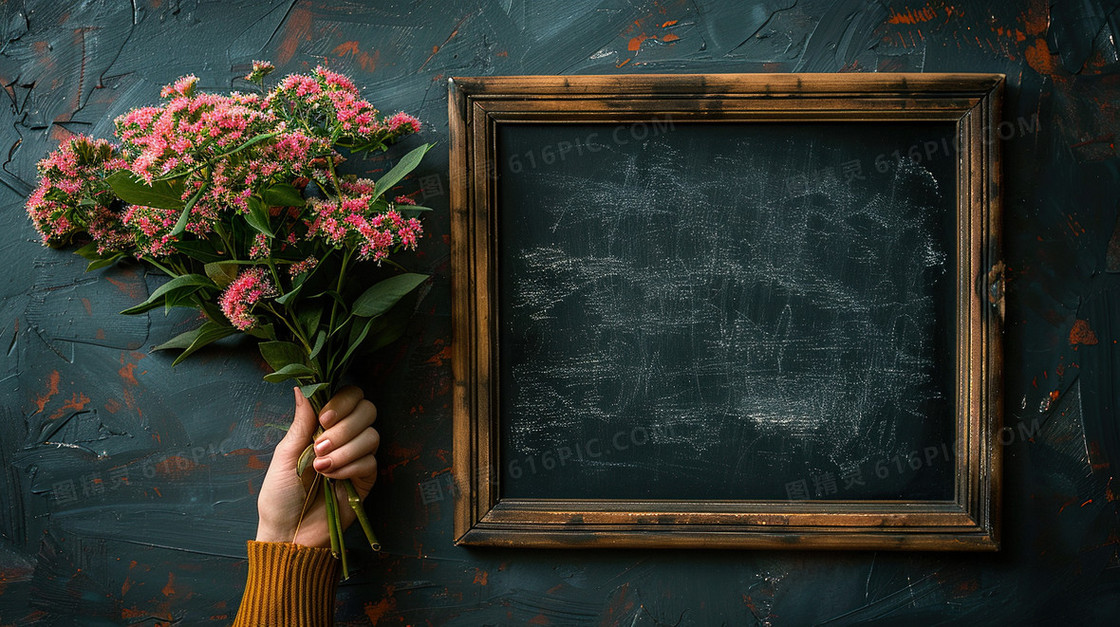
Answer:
[1, 0, 1118, 624]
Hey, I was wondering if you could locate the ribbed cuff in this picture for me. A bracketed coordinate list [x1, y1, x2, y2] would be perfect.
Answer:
[232, 541, 339, 627]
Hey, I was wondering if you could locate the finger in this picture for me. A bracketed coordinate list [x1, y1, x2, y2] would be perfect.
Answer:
[315, 398, 376, 452]
[321, 453, 377, 484]
[318, 386, 366, 429]
[314, 427, 379, 473]
[277, 387, 317, 456]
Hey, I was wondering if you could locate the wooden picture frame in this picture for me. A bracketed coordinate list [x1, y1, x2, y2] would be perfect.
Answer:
[449, 74, 1004, 550]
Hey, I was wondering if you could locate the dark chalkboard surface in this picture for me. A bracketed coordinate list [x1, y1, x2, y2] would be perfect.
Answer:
[497, 121, 959, 502]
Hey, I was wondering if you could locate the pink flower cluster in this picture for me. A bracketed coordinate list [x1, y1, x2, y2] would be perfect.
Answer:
[26, 135, 130, 250]
[245, 60, 275, 83]
[267, 66, 419, 150]
[121, 205, 180, 257]
[28, 62, 428, 327]
[109, 74, 335, 254]
[115, 89, 273, 185]
[305, 191, 423, 262]
[219, 267, 278, 330]
[288, 256, 318, 278]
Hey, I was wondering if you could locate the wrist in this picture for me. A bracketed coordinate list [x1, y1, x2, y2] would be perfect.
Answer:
[255, 518, 293, 544]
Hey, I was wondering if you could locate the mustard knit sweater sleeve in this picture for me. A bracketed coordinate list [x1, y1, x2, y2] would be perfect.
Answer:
[232, 541, 339, 626]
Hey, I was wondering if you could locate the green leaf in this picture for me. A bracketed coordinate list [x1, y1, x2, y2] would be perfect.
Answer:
[367, 317, 408, 352]
[105, 171, 185, 210]
[259, 340, 307, 372]
[73, 242, 101, 261]
[164, 286, 202, 314]
[274, 285, 302, 307]
[120, 274, 215, 315]
[86, 253, 125, 272]
[263, 362, 317, 383]
[226, 131, 279, 157]
[296, 443, 315, 477]
[299, 382, 330, 400]
[309, 329, 327, 360]
[170, 182, 209, 237]
[205, 261, 240, 289]
[245, 196, 275, 238]
[263, 183, 305, 208]
[153, 327, 206, 351]
[373, 143, 433, 198]
[174, 239, 224, 263]
[246, 322, 276, 340]
[339, 316, 376, 368]
[351, 273, 428, 318]
[152, 320, 238, 366]
[297, 304, 324, 338]
[399, 205, 433, 212]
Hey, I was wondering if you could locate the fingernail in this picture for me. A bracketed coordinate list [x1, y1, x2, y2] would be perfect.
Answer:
[314, 438, 332, 456]
[319, 409, 337, 428]
[313, 456, 332, 471]
[293, 387, 304, 407]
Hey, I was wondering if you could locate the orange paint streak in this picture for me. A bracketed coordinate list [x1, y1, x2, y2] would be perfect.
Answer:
[473, 569, 488, 585]
[628, 34, 650, 51]
[121, 608, 165, 620]
[334, 41, 360, 56]
[105, 275, 144, 301]
[662, 19, 678, 27]
[382, 442, 422, 473]
[333, 40, 380, 72]
[34, 371, 60, 413]
[48, 392, 91, 420]
[616, 57, 631, 68]
[162, 572, 175, 597]
[81, 298, 92, 315]
[276, 3, 313, 65]
[662, 33, 680, 42]
[363, 591, 397, 624]
[426, 345, 452, 367]
[119, 362, 139, 386]
[887, 6, 938, 24]
[1069, 319, 1099, 346]
[1025, 38, 1059, 76]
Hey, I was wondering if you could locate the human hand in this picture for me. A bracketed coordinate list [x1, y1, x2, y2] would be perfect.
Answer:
[254, 386, 380, 547]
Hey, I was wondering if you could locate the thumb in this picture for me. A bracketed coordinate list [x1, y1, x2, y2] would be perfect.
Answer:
[277, 387, 317, 457]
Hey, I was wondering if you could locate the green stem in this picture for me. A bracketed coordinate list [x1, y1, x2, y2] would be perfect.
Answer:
[323, 476, 341, 561]
[156, 131, 281, 181]
[324, 245, 353, 376]
[262, 303, 312, 354]
[325, 156, 343, 198]
[331, 480, 350, 580]
[145, 258, 179, 278]
[344, 479, 380, 551]
[265, 259, 283, 293]
[213, 222, 235, 258]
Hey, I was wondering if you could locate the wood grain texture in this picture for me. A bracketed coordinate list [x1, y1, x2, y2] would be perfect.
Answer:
[450, 73, 1004, 550]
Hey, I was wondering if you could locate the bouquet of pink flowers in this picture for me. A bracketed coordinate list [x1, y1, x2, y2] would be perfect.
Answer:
[25, 61, 432, 578]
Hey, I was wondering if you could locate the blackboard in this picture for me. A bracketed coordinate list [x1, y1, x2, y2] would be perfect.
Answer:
[450, 74, 1003, 550]
[496, 121, 958, 502]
